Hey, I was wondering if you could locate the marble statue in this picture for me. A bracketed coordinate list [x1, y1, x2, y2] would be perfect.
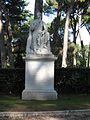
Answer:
[22, 13, 57, 100]
[26, 18, 52, 55]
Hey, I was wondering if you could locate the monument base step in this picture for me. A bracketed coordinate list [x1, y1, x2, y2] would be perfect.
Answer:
[22, 89, 57, 100]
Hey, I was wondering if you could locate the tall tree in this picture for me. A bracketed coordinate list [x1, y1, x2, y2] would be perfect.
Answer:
[0, 1, 6, 68]
[61, 0, 89, 67]
[71, 0, 90, 67]
[0, 0, 28, 68]
[5, 5, 14, 67]
[78, 14, 86, 67]
[44, 0, 63, 68]
[62, 4, 72, 67]
[88, 43, 90, 67]
[70, 1, 79, 66]
[34, 0, 43, 19]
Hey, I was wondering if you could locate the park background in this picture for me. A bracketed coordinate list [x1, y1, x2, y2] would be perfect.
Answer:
[0, 0, 90, 98]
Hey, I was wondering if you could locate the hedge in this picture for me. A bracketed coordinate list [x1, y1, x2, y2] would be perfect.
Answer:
[0, 68, 90, 96]
[0, 69, 25, 96]
[55, 68, 90, 96]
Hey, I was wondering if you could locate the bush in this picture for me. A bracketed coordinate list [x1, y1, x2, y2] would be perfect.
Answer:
[55, 68, 90, 96]
[0, 68, 90, 96]
[0, 69, 25, 96]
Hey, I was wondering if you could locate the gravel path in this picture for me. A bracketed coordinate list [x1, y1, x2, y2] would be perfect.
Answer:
[0, 110, 90, 120]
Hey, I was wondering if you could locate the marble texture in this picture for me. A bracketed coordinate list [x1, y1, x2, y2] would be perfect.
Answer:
[22, 18, 57, 100]
[26, 18, 51, 55]
[22, 56, 57, 100]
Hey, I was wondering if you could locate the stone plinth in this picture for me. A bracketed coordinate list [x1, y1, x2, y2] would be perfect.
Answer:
[22, 55, 57, 100]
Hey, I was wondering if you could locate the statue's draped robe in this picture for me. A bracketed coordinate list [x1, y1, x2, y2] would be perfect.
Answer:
[26, 18, 51, 55]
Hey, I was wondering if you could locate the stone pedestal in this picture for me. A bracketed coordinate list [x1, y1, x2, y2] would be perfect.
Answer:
[22, 55, 57, 100]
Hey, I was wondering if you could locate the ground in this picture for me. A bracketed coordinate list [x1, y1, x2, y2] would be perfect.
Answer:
[0, 94, 90, 112]
[0, 94, 90, 120]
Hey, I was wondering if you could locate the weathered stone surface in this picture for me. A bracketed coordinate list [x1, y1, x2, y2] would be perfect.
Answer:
[26, 18, 51, 55]
[22, 56, 57, 100]
[22, 18, 57, 100]
[22, 90, 57, 100]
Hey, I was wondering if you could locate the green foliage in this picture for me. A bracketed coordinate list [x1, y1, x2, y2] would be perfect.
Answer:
[46, 0, 58, 8]
[49, 18, 64, 68]
[76, 44, 89, 67]
[0, 68, 90, 97]
[55, 68, 90, 95]
[2, 0, 28, 31]
[0, 0, 89, 68]
[0, 0, 32, 68]
[0, 69, 25, 95]
[47, 0, 90, 68]
[82, 7, 90, 24]
[67, 42, 76, 67]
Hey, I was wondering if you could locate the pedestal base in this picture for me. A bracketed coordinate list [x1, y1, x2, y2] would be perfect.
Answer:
[22, 55, 57, 100]
[22, 89, 57, 100]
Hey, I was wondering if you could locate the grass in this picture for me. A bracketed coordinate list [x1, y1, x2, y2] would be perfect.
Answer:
[0, 94, 90, 112]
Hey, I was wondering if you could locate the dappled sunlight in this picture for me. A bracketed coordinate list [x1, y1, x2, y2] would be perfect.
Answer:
[84, 104, 90, 107]
[27, 61, 41, 73]
[25, 60, 54, 90]
[42, 103, 57, 107]
[35, 63, 53, 83]
[36, 66, 48, 83]
[7, 104, 28, 112]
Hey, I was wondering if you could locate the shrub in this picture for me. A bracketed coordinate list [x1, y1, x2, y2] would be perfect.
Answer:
[55, 68, 90, 96]
[0, 68, 90, 96]
[0, 69, 25, 96]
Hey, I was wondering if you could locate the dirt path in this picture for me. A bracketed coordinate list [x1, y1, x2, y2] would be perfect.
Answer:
[0, 110, 90, 120]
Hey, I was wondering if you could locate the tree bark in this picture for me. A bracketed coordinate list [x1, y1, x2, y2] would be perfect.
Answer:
[62, 6, 72, 67]
[87, 43, 90, 67]
[6, 13, 14, 68]
[73, 17, 77, 66]
[78, 15, 86, 67]
[0, 12, 6, 68]
[34, 0, 43, 19]
[0, 1, 14, 68]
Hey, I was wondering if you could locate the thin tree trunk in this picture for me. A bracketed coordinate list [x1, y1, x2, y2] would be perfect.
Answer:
[6, 14, 14, 68]
[87, 43, 90, 67]
[62, 6, 72, 67]
[0, 11, 6, 68]
[57, 1, 62, 18]
[78, 15, 86, 67]
[53, 1, 61, 43]
[73, 18, 77, 66]
[34, 0, 43, 19]
[1, 1, 14, 68]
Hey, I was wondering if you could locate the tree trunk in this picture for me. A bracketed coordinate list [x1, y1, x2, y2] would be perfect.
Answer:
[0, 1, 14, 68]
[73, 18, 77, 66]
[78, 15, 86, 67]
[57, 1, 62, 18]
[62, 6, 72, 67]
[6, 14, 14, 68]
[87, 43, 90, 67]
[0, 11, 6, 68]
[53, 1, 61, 43]
[34, 0, 43, 19]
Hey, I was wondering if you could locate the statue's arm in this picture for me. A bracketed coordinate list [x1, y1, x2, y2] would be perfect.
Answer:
[26, 32, 32, 54]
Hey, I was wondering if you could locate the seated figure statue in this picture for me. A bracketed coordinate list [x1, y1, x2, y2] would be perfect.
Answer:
[26, 14, 52, 56]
